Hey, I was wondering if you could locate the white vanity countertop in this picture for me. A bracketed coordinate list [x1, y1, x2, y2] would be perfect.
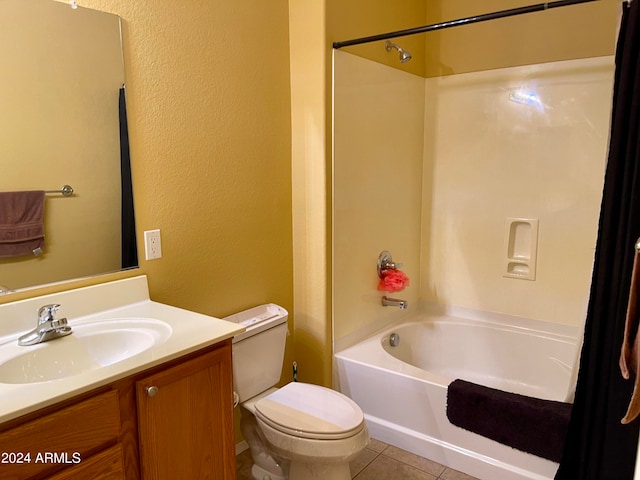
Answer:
[0, 275, 245, 423]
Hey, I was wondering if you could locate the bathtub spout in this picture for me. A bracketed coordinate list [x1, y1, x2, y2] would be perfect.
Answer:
[382, 296, 408, 309]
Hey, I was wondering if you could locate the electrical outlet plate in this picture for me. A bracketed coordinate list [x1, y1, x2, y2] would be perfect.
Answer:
[144, 229, 162, 260]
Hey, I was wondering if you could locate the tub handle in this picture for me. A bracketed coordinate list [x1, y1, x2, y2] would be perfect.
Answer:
[377, 250, 403, 278]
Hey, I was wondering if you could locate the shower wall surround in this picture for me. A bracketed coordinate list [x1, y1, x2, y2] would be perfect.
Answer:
[333, 51, 614, 348]
[333, 51, 424, 349]
[422, 56, 614, 326]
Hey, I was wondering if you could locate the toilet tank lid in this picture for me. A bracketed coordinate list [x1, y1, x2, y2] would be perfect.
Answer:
[224, 303, 288, 343]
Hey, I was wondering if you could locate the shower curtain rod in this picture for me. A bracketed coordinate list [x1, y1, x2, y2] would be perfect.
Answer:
[332, 0, 600, 49]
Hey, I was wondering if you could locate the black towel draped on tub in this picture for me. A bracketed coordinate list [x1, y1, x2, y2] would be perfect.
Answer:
[446, 379, 572, 463]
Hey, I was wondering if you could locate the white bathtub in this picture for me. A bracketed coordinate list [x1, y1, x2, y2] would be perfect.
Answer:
[335, 307, 579, 480]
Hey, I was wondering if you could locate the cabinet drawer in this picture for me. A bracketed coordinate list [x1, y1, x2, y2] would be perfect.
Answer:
[0, 390, 121, 480]
[48, 444, 125, 480]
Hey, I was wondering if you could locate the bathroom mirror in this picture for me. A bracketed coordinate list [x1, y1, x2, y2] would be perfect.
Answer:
[0, 0, 137, 293]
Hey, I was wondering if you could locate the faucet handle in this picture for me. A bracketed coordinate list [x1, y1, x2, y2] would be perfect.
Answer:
[382, 261, 403, 270]
[38, 304, 61, 324]
[377, 251, 404, 278]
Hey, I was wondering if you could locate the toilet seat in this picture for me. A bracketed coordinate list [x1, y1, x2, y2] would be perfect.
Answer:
[254, 382, 365, 440]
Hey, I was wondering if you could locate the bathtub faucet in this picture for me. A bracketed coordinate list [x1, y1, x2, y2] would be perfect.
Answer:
[381, 296, 408, 310]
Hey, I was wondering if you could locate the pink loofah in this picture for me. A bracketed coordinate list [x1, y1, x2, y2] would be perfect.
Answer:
[377, 269, 410, 293]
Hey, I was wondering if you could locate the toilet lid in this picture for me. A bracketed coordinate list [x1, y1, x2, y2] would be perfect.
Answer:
[254, 382, 365, 440]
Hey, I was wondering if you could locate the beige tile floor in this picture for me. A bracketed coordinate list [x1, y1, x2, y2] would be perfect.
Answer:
[236, 438, 480, 480]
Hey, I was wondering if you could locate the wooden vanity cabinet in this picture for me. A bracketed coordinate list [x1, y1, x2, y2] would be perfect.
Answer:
[0, 339, 236, 480]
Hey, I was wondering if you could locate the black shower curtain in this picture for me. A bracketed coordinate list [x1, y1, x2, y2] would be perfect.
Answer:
[120, 86, 138, 269]
[555, 2, 640, 479]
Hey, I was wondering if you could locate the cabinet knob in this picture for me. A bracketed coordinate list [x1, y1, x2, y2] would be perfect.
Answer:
[146, 385, 159, 398]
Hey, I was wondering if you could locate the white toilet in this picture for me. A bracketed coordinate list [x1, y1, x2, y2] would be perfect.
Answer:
[226, 304, 369, 480]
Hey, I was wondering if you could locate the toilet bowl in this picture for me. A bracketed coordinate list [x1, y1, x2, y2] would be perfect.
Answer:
[242, 383, 369, 480]
[251, 382, 369, 479]
[226, 304, 369, 480]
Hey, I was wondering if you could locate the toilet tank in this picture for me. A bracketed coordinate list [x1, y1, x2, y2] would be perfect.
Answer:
[224, 304, 288, 403]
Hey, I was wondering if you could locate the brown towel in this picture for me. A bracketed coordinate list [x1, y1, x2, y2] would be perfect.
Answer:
[620, 237, 640, 424]
[0, 191, 46, 258]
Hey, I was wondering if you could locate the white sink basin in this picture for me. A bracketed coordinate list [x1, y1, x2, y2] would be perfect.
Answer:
[0, 318, 172, 384]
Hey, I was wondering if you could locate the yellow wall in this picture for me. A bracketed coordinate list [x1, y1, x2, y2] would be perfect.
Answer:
[425, 0, 619, 77]
[289, 0, 332, 387]
[104, 0, 294, 319]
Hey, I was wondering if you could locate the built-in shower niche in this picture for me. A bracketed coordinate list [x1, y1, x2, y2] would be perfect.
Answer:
[504, 218, 539, 281]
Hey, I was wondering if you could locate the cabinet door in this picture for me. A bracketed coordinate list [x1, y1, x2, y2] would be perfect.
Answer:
[136, 344, 236, 480]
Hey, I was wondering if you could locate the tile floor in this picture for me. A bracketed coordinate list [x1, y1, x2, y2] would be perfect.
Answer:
[236, 438, 480, 480]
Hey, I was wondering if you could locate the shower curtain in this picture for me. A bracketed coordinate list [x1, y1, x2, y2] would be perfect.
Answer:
[556, 2, 640, 478]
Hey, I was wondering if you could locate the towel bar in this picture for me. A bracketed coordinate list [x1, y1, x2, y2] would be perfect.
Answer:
[45, 185, 74, 197]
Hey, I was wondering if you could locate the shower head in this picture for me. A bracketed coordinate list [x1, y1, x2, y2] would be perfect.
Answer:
[385, 40, 412, 63]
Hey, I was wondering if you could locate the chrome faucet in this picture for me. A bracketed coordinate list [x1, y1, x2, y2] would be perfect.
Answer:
[18, 304, 72, 346]
[381, 296, 408, 310]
